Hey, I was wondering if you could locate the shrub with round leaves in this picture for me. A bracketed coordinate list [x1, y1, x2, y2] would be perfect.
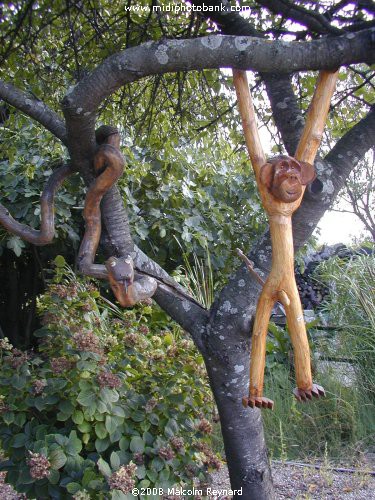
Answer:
[0, 260, 220, 499]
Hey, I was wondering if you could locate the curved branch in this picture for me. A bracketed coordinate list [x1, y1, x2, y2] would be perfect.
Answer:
[256, 0, 341, 35]
[292, 106, 375, 248]
[0, 80, 67, 144]
[0, 164, 74, 245]
[61, 30, 374, 115]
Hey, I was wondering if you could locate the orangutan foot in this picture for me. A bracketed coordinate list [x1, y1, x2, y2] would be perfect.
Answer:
[293, 383, 325, 402]
[242, 395, 274, 410]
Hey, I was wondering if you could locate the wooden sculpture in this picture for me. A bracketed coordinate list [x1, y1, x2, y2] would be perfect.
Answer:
[233, 69, 338, 409]
[0, 163, 74, 245]
[78, 125, 157, 306]
[0, 124, 157, 307]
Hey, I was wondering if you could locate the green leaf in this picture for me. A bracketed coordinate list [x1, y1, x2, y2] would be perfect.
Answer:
[12, 433, 27, 448]
[66, 431, 82, 455]
[77, 421, 91, 433]
[100, 387, 119, 404]
[77, 389, 97, 407]
[111, 490, 135, 500]
[136, 465, 146, 479]
[54, 255, 66, 268]
[7, 235, 25, 257]
[151, 457, 164, 472]
[10, 374, 27, 389]
[110, 451, 121, 470]
[49, 449, 67, 470]
[119, 437, 129, 451]
[97, 458, 111, 478]
[95, 437, 110, 453]
[66, 482, 81, 494]
[82, 469, 97, 488]
[58, 400, 74, 415]
[105, 415, 117, 435]
[3, 412, 15, 425]
[49, 469, 60, 485]
[95, 422, 107, 440]
[130, 436, 144, 453]
[72, 410, 84, 425]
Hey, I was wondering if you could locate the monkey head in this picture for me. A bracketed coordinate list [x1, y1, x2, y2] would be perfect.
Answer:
[105, 255, 134, 297]
[259, 155, 316, 203]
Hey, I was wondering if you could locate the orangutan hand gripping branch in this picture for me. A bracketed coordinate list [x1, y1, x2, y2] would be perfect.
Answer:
[233, 69, 338, 409]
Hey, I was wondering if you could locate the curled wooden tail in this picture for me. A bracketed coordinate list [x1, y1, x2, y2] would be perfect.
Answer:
[0, 163, 74, 245]
[78, 126, 157, 307]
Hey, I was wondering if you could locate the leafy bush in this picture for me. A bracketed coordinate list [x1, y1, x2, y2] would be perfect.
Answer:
[0, 261, 218, 499]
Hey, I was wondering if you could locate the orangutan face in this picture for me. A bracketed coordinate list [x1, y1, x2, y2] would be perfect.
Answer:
[259, 155, 316, 203]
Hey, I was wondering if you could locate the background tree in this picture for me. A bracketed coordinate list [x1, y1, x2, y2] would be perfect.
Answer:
[331, 149, 375, 241]
[0, 1, 374, 498]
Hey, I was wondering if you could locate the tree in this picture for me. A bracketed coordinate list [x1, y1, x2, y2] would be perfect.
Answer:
[0, 1, 374, 498]
[332, 149, 375, 241]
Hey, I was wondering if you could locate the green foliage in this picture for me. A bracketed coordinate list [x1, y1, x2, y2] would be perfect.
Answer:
[0, 262, 218, 498]
[317, 253, 375, 402]
[123, 137, 266, 274]
[0, 117, 83, 256]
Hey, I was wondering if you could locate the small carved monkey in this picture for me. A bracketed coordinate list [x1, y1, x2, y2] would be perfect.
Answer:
[260, 155, 316, 203]
[105, 256, 157, 307]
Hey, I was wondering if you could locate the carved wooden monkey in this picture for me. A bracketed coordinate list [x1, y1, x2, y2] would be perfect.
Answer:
[106, 256, 157, 307]
[232, 68, 339, 409]
[260, 155, 316, 203]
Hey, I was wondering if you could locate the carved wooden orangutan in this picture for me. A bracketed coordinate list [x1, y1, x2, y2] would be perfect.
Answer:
[78, 125, 157, 306]
[233, 69, 338, 409]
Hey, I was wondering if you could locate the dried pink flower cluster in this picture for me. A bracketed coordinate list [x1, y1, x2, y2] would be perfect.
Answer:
[195, 441, 222, 470]
[97, 370, 121, 389]
[138, 325, 149, 335]
[73, 331, 102, 354]
[144, 398, 157, 413]
[27, 451, 51, 479]
[197, 418, 212, 434]
[133, 452, 144, 465]
[32, 379, 47, 395]
[123, 332, 138, 346]
[50, 357, 73, 374]
[7, 349, 28, 369]
[0, 398, 10, 414]
[169, 436, 184, 451]
[41, 312, 61, 326]
[50, 283, 78, 299]
[158, 446, 175, 461]
[108, 463, 137, 493]
[166, 345, 178, 357]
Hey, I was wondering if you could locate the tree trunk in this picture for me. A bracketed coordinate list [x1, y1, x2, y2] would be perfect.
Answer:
[205, 341, 274, 499]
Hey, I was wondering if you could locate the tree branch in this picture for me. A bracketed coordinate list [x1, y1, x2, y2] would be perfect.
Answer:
[0, 80, 67, 144]
[292, 106, 375, 248]
[61, 29, 374, 117]
[256, 0, 341, 34]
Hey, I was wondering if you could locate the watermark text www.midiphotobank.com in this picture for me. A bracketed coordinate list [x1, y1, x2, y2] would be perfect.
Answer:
[124, 3, 251, 14]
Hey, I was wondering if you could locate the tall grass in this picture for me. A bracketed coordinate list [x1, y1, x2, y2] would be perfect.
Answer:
[317, 254, 375, 402]
[174, 239, 215, 308]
